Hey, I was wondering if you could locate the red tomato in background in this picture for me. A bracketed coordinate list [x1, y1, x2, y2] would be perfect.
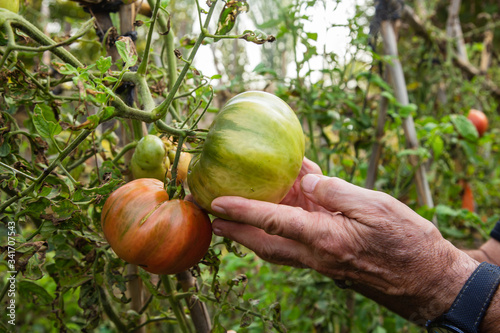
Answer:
[101, 178, 212, 275]
[461, 181, 475, 212]
[467, 109, 488, 137]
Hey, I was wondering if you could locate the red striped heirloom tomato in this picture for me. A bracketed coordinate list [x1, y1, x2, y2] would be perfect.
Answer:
[101, 178, 212, 275]
[187, 91, 305, 218]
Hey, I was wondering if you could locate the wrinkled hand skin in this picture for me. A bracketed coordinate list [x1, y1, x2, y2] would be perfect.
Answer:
[211, 158, 500, 328]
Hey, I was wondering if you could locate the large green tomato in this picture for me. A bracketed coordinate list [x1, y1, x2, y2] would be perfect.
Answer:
[0, 0, 19, 13]
[187, 91, 305, 218]
[130, 135, 169, 181]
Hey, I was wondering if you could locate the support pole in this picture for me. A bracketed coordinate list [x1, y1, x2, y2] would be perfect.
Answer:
[379, 19, 435, 221]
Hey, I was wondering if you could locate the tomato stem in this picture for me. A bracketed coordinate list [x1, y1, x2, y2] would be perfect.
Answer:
[151, 0, 219, 121]
[97, 285, 128, 332]
[161, 275, 193, 333]
[189, 86, 214, 130]
[137, 0, 162, 76]
[167, 134, 186, 199]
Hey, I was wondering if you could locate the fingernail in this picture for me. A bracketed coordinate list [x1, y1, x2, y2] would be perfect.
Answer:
[301, 174, 320, 193]
[212, 225, 223, 236]
[211, 203, 227, 216]
[212, 220, 224, 236]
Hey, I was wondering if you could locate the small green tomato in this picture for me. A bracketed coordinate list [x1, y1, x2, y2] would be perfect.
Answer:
[130, 135, 170, 181]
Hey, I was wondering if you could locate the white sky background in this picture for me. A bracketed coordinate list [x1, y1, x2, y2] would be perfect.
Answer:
[192, 0, 371, 83]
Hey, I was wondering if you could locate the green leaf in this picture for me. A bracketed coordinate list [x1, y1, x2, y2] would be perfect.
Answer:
[451, 114, 478, 141]
[19, 281, 54, 305]
[435, 204, 460, 217]
[78, 281, 101, 330]
[52, 199, 80, 220]
[115, 40, 137, 67]
[430, 134, 444, 159]
[82, 178, 123, 196]
[398, 103, 417, 118]
[440, 226, 468, 239]
[372, 326, 387, 333]
[58, 63, 78, 75]
[100, 106, 115, 122]
[38, 186, 53, 198]
[396, 147, 430, 159]
[356, 72, 392, 91]
[86, 115, 100, 129]
[306, 32, 318, 41]
[0, 141, 11, 157]
[214, 0, 249, 40]
[96, 56, 112, 74]
[240, 311, 253, 328]
[32, 104, 62, 139]
[116, 40, 129, 64]
[16, 197, 53, 220]
[253, 63, 278, 77]
[46, 259, 91, 287]
[380, 91, 395, 103]
[103, 76, 118, 82]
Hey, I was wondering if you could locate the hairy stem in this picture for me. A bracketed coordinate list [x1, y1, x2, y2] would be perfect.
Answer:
[161, 275, 192, 333]
[0, 162, 36, 181]
[151, 0, 219, 120]
[98, 286, 128, 332]
[1, 10, 86, 68]
[137, 0, 162, 75]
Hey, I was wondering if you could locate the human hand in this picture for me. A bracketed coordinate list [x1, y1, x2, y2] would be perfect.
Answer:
[211, 170, 479, 321]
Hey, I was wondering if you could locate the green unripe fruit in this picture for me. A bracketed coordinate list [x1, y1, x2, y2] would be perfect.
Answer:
[0, 0, 20, 13]
[130, 135, 169, 181]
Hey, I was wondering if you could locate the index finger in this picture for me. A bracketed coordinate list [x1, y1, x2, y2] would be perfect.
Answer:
[211, 196, 323, 243]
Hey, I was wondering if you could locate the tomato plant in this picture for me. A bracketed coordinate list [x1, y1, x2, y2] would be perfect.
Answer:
[101, 178, 212, 275]
[467, 109, 489, 137]
[188, 91, 305, 217]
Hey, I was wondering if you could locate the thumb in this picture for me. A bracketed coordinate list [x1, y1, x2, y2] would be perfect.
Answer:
[300, 174, 392, 218]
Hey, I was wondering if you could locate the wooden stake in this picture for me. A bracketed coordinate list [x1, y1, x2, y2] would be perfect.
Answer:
[380, 20, 436, 220]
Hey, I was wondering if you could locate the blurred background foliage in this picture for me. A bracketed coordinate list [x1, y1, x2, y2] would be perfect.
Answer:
[2, 0, 500, 332]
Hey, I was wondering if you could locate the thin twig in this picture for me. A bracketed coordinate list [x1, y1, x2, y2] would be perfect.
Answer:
[0, 162, 36, 181]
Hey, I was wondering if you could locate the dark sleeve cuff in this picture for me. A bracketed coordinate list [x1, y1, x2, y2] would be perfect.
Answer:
[490, 220, 500, 242]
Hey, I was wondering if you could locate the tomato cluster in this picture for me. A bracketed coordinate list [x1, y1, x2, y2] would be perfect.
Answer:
[130, 135, 191, 184]
[103, 91, 304, 273]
